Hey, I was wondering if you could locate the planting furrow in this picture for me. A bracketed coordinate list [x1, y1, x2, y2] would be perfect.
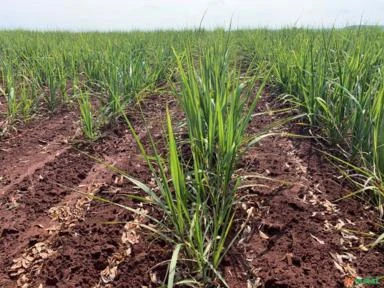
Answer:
[0, 148, 94, 287]
[18, 95, 175, 287]
[0, 107, 79, 192]
[9, 157, 126, 288]
[1, 147, 70, 195]
[26, 142, 165, 287]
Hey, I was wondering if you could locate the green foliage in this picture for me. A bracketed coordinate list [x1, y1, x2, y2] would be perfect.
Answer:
[78, 90, 98, 140]
[172, 42, 266, 276]
[121, 40, 266, 285]
[0, 27, 383, 265]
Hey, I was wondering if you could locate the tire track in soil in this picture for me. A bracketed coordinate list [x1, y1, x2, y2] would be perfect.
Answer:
[0, 105, 92, 287]
[0, 148, 94, 287]
[10, 151, 137, 288]
[0, 107, 80, 192]
[0, 94, 176, 288]
[29, 156, 161, 288]
[28, 95, 176, 288]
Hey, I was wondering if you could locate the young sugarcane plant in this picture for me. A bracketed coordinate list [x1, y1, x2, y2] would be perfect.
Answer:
[19, 83, 34, 120]
[119, 42, 268, 286]
[78, 90, 98, 140]
[4, 64, 19, 120]
[6, 87, 18, 120]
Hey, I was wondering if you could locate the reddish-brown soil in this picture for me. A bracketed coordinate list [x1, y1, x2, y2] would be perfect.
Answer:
[0, 107, 80, 191]
[223, 91, 384, 287]
[0, 91, 383, 288]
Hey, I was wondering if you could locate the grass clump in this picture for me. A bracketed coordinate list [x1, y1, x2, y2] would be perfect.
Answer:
[78, 90, 98, 140]
[120, 39, 266, 286]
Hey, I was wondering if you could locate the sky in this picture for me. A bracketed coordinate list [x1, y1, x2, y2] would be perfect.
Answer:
[0, 0, 383, 31]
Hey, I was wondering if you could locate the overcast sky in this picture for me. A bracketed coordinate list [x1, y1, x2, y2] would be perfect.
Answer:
[0, 0, 383, 31]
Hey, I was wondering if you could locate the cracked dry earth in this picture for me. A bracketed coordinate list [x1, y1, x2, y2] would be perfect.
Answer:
[0, 91, 383, 288]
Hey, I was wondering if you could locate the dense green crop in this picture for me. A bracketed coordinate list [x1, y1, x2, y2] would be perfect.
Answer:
[0, 27, 383, 285]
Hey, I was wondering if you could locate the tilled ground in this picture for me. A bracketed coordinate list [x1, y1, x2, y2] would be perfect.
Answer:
[0, 91, 383, 288]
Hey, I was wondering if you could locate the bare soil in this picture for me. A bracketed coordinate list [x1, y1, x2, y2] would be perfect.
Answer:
[0, 91, 383, 288]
